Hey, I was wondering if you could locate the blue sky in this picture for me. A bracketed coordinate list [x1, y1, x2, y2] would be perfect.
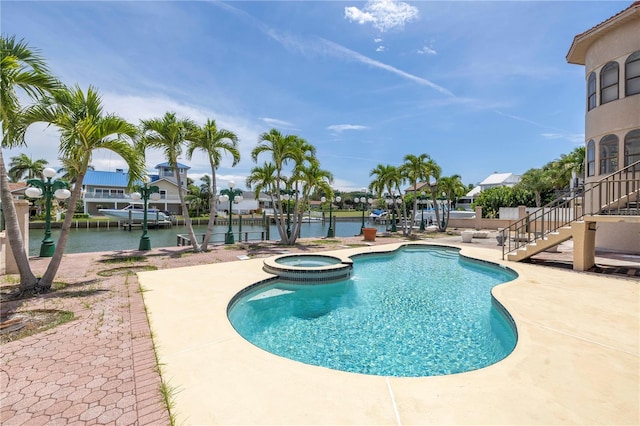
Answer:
[2, 0, 630, 191]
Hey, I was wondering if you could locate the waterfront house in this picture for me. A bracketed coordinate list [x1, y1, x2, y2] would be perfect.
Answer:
[81, 163, 189, 215]
[566, 1, 640, 254]
[457, 172, 522, 210]
[503, 2, 639, 269]
[215, 191, 273, 215]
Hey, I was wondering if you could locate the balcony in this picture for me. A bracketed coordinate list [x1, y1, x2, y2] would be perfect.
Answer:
[83, 192, 182, 202]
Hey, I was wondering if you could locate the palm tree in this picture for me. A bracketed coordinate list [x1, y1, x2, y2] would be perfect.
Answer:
[550, 146, 586, 191]
[25, 84, 144, 289]
[292, 163, 333, 239]
[369, 164, 403, 231]
[140, 112, 200, 252]
[7, 153, 49, 182]
[421, 159, 444, 230]
[246, 162, 278, 199]
[369, 164, 394, 197]
[251, 129, 302, 244]
[57, 164, 94, 183]
[199, 174, 213, 214]
[437, 174, 465, 230]
[286, 136, 319, 241]
[400, 154, 432, 235]
[186, 119, 239, 250]
[185, 184, 206, 217]
[517, 168, 551, 207]
[1, 35, 60, 293]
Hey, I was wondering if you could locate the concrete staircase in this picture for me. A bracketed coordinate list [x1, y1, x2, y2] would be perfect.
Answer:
[506, 226, 574, 262]
[502, 160, 639, 268]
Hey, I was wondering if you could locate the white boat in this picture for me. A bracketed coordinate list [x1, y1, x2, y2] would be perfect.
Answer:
[369, 209, 388, 219]
[413, 209, 476, 225]
[301, 212, 323, 223]
[99, 204, 170, 223]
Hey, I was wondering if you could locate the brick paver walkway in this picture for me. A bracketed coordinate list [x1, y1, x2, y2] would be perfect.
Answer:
[0, 256, 169, 426]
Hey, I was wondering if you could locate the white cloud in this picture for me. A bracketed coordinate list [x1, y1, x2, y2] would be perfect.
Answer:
[541, 133, 585, 144]
[327, 124, 369, 133]
[374, 38, 383, 43]
[214, 1, 451, 97]
[318, 38, 454, 96]
[260, 117, 297, 130]
[418, 45, 437, 55]
[344, 0, 419, 32]
[376, 45, 386, 52]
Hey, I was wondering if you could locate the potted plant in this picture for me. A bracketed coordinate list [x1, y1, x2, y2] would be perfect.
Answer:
[496, 228, 506, 246]
[362, 227, 377, 242]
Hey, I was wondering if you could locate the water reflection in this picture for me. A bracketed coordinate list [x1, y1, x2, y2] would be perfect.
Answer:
[29, 221, 388, 255]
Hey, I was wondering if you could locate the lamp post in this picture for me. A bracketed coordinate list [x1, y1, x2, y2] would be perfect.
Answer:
[130, 176, 161, 251]
[321, 193, 341, 238]
[220, 181, 244, 244]
[385, 195, 399, 232]
[26, 168, 71, 257]
[354, 188, 372, 235]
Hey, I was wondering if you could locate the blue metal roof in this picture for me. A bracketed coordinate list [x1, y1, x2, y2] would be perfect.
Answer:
[155, 162, 190, 170]
[83, 170, 130, 187]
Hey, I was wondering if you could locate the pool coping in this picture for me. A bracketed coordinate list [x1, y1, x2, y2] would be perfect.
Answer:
[138, 241, 639, 425]
[262, 253, 354, 282]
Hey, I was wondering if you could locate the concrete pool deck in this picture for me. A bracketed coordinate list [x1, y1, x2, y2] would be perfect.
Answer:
[138, 241, 639, 425]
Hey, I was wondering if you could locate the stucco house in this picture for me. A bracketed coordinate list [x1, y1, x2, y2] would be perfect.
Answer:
[566, 1, 640, 253]
[214, 191, 273, 215]
[505, 2, 639, 270]
[81, 163, 190, 215]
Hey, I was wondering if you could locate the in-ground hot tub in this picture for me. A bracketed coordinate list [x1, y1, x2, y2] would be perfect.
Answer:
[263, 254, 352, 282]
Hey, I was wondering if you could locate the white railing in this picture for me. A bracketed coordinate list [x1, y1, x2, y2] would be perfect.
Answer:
[83, 193, 182, 201]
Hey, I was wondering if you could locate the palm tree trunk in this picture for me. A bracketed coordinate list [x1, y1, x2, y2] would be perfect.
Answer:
[175, 168, 200, 252]
[289, 197, 302, 245]
[400, 196, 409, 236]
[409, 188, 418, 236]
[0, 149, 39, 291]
[275, 198, 287, 243]
[428, 187, 443, 232]
[200, 160, 218, 250]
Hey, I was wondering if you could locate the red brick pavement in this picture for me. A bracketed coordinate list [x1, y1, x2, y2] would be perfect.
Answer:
[1, 259, 170, 426]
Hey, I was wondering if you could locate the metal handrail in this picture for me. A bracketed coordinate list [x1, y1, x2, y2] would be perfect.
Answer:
[501, 160, 640, 259]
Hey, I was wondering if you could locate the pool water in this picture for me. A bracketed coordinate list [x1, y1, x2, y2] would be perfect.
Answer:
[274, 255, 342, 267]
[228, 246, 518, 377]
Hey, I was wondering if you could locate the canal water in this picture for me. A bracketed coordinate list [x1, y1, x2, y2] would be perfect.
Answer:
[28, 220, 389, 255]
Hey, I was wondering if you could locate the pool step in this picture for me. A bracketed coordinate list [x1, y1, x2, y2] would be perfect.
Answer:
[248, 288, 294, 301]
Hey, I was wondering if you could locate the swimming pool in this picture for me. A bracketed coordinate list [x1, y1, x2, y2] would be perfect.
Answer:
[228, 245, 518, 377]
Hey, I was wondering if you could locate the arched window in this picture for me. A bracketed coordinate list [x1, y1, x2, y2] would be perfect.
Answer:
[625, 129, 640, 171]
[626, 51, 640, 97]
[599, 135, 618, 175]
[587, 139, 595, 177]
[600, 62, 619, 104]
[587, 72, 597, 110]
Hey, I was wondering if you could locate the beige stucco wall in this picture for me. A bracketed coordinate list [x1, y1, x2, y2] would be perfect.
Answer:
[583, 19, 640, 73]
[1, 200, 30, 275]
[595, 222, 640, 253]
[585, 95, 640, 146]
[582, 16, 640, 186]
